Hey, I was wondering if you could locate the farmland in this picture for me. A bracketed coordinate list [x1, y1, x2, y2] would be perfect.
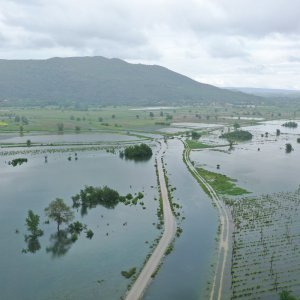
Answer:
[226, 190, 300, 299]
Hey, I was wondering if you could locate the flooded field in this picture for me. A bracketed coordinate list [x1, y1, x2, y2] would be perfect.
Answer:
[0, 132, 143, 144]
[190, 120, 300, 299]
[0, 147, 160, 300]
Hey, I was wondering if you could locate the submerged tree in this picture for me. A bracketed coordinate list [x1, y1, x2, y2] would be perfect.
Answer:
[191, 131, 201, 140]
[23, 235, 42, 254]
[285, 143, 293, 153]
[25, 210, 43, 237]
[124, 143, 152, 160]
[282, 121, 298, 128]
[57, 122, 64, 133]
[233, 122, 240, 131]
[279, 290, 298, 300]
[23, 210, 43, 254]
[45, 198, 74, 232]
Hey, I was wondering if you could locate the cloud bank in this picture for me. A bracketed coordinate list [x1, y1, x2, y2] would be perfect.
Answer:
[0, 0, 299, 89]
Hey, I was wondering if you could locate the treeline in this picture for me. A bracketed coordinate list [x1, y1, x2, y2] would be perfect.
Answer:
[14, 115, 29, 125]
[282, 121, 298, 128]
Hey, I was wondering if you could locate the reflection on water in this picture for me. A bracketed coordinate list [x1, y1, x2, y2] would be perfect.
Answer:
[46, 230, 74, 258]
[23, 234, 41, 254]
[0, 149, 159, 300]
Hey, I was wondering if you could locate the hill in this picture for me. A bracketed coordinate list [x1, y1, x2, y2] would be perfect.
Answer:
[0, 56, 261, 106]
[227, 87, 300, 99]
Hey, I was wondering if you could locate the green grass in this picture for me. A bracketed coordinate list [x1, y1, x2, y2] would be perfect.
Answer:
[0, 107, 171, 133]
[0, 121, 7, 126]
[1, 103, 299, 135]
[186, 140, 213, 149]
[196, 167, 250, 196]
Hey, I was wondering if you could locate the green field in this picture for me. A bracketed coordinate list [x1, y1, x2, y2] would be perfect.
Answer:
[0, 103, 299, 135]
[0, 121, 8, 126]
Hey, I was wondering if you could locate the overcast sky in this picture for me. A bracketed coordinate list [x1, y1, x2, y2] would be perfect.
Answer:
[0, 0, 299, 89]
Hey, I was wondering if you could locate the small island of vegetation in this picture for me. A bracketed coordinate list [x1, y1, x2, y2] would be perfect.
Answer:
[72, 185, 121, 210]
[191, 131, 201, 140]
[122, 143, 153, 160]
[121, 267, 136, 279]
[8, 158, 28, 167]
[285, 143, 293, 153]
[220, 130, 253, 141]
[282, 121, 298, 128]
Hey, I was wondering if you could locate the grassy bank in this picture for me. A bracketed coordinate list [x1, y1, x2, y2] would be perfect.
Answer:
[196, 167, 249, 196]
[185, 140, 213, 149]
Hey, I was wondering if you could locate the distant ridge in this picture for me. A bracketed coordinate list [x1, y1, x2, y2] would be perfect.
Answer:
[226, 87, 300, 98]
[0, 56, 261, 106]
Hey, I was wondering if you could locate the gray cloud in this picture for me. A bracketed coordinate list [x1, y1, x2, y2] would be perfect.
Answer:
[0, 0, 299, 88]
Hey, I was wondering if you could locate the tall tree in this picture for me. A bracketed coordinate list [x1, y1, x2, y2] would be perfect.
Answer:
[45, 198, 74, 232]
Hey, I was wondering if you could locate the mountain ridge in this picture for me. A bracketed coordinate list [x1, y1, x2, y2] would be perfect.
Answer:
[0, 56, 261, 106]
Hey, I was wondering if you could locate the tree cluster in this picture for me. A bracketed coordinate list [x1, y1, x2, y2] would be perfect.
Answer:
[220, 130, 253, 141]
[123, 143, 153, 160]
[9, 158, 28, 167]
[191, 131, 201, 140]
[72, 185, 120, 210]
[282, 121, 298, 128]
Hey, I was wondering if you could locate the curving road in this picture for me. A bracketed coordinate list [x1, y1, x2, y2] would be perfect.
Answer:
[183, 140, 230, 300]
[125, 141, 177, 300]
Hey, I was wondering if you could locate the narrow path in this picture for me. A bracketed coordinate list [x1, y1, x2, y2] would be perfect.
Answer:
[182, 141, 230, 300]
[125, 141, 177, 300]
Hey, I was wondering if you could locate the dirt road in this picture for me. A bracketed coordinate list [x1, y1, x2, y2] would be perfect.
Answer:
[125, 142, 176, 300]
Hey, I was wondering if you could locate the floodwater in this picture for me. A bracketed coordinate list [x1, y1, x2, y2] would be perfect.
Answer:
[191, 121, 300, 194]
[0, 148, 160, 300]
[222, 116, 264, 121]
[171, 122, 222, 129]
[157, 127, 189, 134]
[129, 107, 177, 111]
[0, 132, 142, 144]
[144, 138, 218, 300]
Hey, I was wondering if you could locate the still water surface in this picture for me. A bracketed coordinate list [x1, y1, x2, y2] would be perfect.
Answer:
[145, 139, 218, 300]
[0, 149, 159, 300]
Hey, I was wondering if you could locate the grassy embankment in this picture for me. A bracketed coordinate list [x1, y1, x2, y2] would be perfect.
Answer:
[196, 167, 249, 196]
[183, 141, 249, 196]
[185, 140, 213, 149]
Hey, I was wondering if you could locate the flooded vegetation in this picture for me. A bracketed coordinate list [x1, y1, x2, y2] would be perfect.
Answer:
[190, 118, 300, 299]
[2, 105, 300, 300]
[227, 190, 300, 299]
[0, 141, 160, 300]
[1, 2, 300, 297]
